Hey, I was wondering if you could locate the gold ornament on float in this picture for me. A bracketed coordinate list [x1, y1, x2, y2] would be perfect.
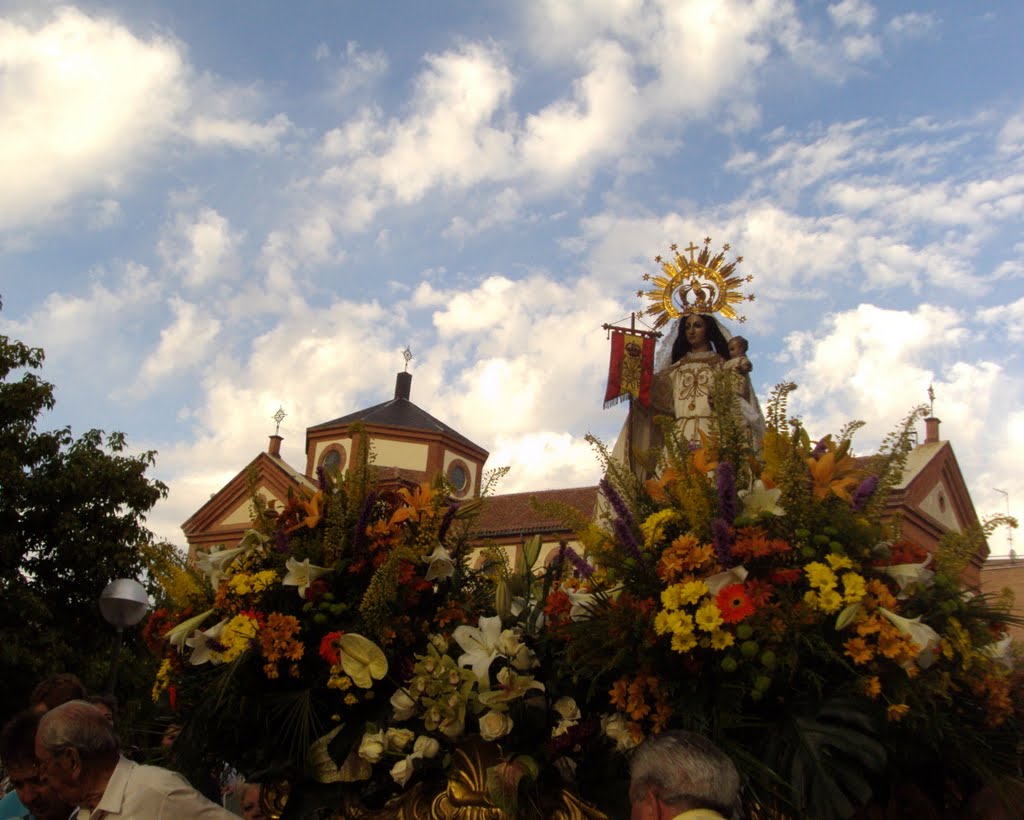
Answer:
[637, 237, 754, 328]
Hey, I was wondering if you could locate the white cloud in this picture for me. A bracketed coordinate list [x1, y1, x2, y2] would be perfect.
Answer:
[132, 298, 222, 390]
[158, 207, 245, 288]
[829, 0, 876, 30]
[885, 12, 938, 40]
[979, 298, 1024, 342]
[0, 7, 189, 231]
[187, 113, 292, 150]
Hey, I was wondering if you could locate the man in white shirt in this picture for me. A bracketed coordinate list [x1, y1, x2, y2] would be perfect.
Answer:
[34, 701, 235, 820]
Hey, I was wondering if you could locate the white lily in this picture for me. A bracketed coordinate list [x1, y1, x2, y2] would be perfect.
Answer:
[453, 615, 503, 684]
[564, 585, 623, 622]
[196, 546, 246, 588]
[423, 544, 455, 581]
[881, 554, 935, 599]
[184, 619, 228, 665]
[164, 608, 214, 652]
[706, 566, 749, 596]
[879, 607, 941, 668]
[282, 556, 331, 598]
[739, 480, 784, 517]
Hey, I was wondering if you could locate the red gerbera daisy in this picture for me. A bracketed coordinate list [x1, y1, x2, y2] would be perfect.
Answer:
[715, 583, 756, 623]
[319, 631, 343, 665]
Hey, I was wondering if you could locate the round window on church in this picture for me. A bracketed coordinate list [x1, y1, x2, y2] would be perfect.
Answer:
[320, 446, 346, 474]
[447, 459, 470, 497]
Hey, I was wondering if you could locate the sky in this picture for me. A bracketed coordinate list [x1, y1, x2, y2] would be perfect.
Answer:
[1, 0, 1022, 557]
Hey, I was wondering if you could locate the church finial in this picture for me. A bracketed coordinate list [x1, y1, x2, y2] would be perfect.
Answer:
[927, 384, 935, 416]
[272, 406, 287, 435]
[402, 346, 414, 372]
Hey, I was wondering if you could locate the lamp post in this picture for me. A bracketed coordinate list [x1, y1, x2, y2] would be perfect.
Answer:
[99, 578, 150, 695]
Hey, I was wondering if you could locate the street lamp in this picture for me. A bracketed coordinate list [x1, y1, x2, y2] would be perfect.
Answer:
[99, 578, 150, 694]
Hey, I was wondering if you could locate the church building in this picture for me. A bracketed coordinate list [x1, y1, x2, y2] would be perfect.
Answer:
[182, 372, 991, 586]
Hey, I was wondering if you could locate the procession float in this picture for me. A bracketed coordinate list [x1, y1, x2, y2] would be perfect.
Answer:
[147, 239, 1023, 818]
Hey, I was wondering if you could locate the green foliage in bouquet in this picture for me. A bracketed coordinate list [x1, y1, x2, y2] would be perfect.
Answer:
[545, 379, 1023, 818]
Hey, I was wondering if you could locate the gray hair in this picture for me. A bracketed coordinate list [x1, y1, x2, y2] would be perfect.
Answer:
[629, 730, 740, 815]
[36, 700, 118, 760]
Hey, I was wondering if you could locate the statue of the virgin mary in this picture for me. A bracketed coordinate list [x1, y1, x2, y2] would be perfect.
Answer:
[608, 240, 764, 479]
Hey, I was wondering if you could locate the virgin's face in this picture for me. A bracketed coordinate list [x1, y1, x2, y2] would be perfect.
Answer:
[684, 315, 709, 348]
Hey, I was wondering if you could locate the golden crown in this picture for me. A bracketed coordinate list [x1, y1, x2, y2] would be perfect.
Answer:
[637, 238, 754, 329]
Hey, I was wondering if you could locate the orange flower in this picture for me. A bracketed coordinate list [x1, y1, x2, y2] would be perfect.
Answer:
[715, 583, 755, 623]
[861, 676, 882, 699]
[844, 637, 874, 666]
[645, 469, 681, 504]
[806, 444, 861, 502]
[285, 490, 324, 532]
[390, 482, 437, 524]
[886, 703, 910, 722]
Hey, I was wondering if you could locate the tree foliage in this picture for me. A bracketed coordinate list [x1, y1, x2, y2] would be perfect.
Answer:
[0, 300, 168, 719]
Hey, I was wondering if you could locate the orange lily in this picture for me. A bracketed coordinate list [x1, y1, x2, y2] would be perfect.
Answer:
[390, 482, 437, 525]
[286, 490, 325, 532]
[806, 449, 860, 502]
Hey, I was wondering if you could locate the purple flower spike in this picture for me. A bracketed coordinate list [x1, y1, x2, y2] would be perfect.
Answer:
[613, 517, 643, 563]
[564, 545, 596, 579]
[712, 517, 732, 567]
[852, 475, 879, 511]
[316, 465, 328, 491]
[717, 461, 736, 524]
[599, 477, 635, 529]
[811, 439, 828, 459]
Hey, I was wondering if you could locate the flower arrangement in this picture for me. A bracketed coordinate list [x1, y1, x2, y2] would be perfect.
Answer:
[148, 385, 1024, 818]
[549, 381, 1023, 817]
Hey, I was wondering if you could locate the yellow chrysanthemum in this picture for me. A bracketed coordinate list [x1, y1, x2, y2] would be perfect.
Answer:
[826, 554, 854, 571]
[654, 610, 674, 635]
[861, 676, 882, 699]
[220, 614, 260, 662]
[695, 601, 724, 632]
[710, 629, 734, 650]
[817, 588, 844, 613]
[641, 509, 681, 548]
[805, 562, 837, 591]
[671, 631, 698, 653]
[841, 572, 867, 604]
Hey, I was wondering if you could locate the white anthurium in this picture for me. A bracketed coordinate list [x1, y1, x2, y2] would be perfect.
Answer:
[338, 633, 388, 689]
[739, 480, 784, 518]
[164, 608, 215, 652]
[423, 544, 455, 581]
[196, 545, 247, 588]
[706, 566, 748, 596]
[185, 619, 228, 666]
[453, 615, 503, 684]
[879, 608, 942, 668]
[882, 554, 935, 599]
[282, 556, 331, 598]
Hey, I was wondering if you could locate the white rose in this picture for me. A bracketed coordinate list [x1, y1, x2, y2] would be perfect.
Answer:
[553, 697, 581, 722]
[601, 713, 639, 752]
[391, 689, 417, 721]
[478, 710, 514, 741]
[385, 727, 415, 753]
[412, 735, 440, 759]
[358, 730, 386, 763]
[390, 755, 416, 787]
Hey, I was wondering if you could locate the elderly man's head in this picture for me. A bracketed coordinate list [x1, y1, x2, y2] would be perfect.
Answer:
[628, 730, 739, 819]
[0, 710, 74, 820]
[34, 700, 119, 805]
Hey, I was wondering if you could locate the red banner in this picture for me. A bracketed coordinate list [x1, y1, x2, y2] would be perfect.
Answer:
[604, 327, 656, 408]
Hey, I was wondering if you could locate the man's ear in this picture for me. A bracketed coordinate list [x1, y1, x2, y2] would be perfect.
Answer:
[66, 747, 83, 779]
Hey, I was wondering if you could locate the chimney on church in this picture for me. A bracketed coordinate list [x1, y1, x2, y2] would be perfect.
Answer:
[268, 434, 283, 457]
[924, 417, 941, 444]
[395, 371, 412, 401]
